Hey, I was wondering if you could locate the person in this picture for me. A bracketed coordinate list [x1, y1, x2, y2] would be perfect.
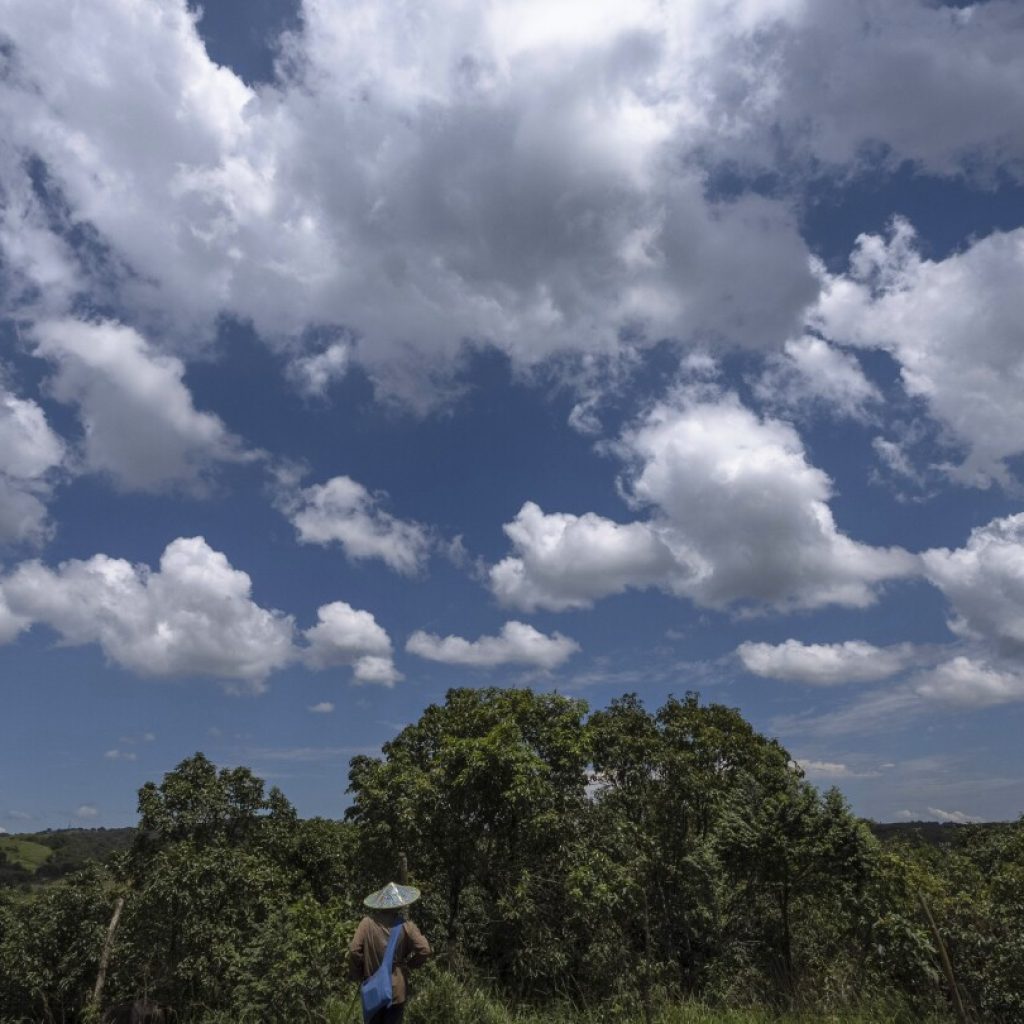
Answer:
[348, 882, 432, 1023]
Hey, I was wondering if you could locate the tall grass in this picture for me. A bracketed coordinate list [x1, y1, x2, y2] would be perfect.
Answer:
[391, 970, 954, 1024]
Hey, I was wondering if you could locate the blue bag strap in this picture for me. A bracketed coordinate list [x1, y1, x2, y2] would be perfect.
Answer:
[381, 920, 404, 973]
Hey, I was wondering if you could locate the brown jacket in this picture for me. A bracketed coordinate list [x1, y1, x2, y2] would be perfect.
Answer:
[348, 916, 431, 1005]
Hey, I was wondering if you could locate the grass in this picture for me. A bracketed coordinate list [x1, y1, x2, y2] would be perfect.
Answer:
[314, 971, 955, 1024]
[0, 837, 53, 872]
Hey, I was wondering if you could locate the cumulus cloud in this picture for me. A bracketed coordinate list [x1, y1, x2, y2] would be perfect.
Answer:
[739, 0, 1024, 177]
[406, 620, 579, 670]
[0, 589, 28, 644]
[753, 336, 881, 422]
[814, 220, 1024, 487]
[0, 537, 403, 689]
[31, 318, 250, 492]
[307, 701, 335, 714]
[287, 341, 352, 397]
[75, 804, 99, 820]
[0, 386, 65, 546]
[913, 657, 1024, 709]
[0, 148, 82, 315]
[1, 537, 295, 690]
[302, 600, 401, 686]
[922, 515, 1024, 659]
[490, 503, 680, 612]
[2, 0, 1022, 407]
[738, 639, 917, 685]
[493, 391, 916, 613]
[0, 0, 811, 398]
[284, 475, 430, 575]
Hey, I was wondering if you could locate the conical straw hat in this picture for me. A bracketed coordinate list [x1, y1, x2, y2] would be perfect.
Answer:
[364, 881, 421, 909]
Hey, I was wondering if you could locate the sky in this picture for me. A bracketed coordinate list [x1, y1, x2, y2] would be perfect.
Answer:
[1, 0, 1024, 830]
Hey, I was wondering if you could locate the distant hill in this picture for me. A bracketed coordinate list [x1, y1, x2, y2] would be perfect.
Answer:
[0, 836, 53, 871]
[0, 828, 135, 888]
[1, 819, 1001, 888]
[869, 819, 1009, 847]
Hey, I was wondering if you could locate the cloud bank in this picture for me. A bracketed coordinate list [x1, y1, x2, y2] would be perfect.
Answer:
[5, 0, 1021, 402]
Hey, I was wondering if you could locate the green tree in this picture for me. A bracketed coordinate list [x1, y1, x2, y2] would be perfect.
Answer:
[346, 687, 590, 992]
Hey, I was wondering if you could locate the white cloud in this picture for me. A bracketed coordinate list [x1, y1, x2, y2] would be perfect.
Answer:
[753, 336, 881, 422]
[406, 620, 579, 670]
[738, 639, 917, 685]
[31, 318, 250, 492]
[2, 0, 1023, 405]
[814, 220, 1024, 487]
[739, 0, 1024, 177]
[350, 655, 402, 686]
[287, 340, 352, 397]
[794, 759, 881, 780]
[284, 475, 430, 575]
[759, 514, 1024, 718]
[0, 386, 65, 546]
[0, 585, 30, 645]
[103, 749, 137, 761]
[75, 804, 98, 820]
[490, 503, 679, 612]
[923, 515, 1024, 659]
[302, 600, 401, 686]
[307, 701, 335, 714]
[0, 148, 82, 315]
[1, 537, 295, 690]
[493, 391, 916, 613]
[0, 0, 819, 399]
[927, 807, 983, 825]
[1, 537, 402, 690]
[913, 657, 1024, 709]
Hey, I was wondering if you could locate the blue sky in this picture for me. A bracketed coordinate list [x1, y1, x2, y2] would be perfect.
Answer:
[2, 0, 1024, 830]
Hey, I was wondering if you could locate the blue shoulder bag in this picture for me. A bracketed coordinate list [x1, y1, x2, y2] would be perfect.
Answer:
[361, 921, 405, 1023]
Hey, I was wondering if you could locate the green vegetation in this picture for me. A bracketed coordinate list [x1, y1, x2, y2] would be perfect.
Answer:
[0, 687, 1019, 1023]
[0, 837, 53, 873]
[0, 828, 135, 889]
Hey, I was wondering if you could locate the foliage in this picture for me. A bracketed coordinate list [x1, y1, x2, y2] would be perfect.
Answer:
[2, 689, 1019, 1023]
[0, 837, 53, 873]
[0, 865, 113, 1022]
[0, 829, 137, 890]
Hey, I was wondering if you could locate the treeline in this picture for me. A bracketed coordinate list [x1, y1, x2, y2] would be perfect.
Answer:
[0, 830, 135, 889]
[0, 688, 1021, 1023]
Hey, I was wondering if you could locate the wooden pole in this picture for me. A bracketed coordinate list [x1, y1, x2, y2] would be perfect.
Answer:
[918, 892, 970, 1024]
[398, 851, 409, 885]
[90, 894, 125, 1017]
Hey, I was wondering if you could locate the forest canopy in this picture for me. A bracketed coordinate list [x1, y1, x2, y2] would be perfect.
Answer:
[1, 687, 1021, 1023]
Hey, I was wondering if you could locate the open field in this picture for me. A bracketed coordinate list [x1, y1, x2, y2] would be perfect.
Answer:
[0, 837, 52, 872]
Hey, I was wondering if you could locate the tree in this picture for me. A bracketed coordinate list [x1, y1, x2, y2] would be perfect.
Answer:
[346, 687, 590, 992]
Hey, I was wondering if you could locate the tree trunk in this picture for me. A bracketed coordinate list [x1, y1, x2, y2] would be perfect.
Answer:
[778, 882, 794, 1001]
[918, 893, 970, 1024]
[90, 894, 125, 1017]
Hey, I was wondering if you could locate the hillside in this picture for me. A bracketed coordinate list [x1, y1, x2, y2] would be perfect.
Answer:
[869, 819, 1009, 847]
[0, 827, 135, 887]
[0, 818, 1006, 889]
